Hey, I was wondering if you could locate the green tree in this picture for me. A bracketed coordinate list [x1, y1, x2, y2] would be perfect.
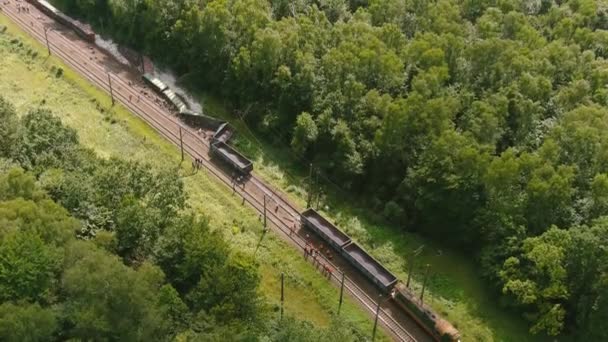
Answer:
[62, 241, 168, 341]
[0, 302, 57, 342]
[402, 130, 489, 244]
[16, 109, 80, 172]
[0, 96, 19, 159]
[291, 112, 318, 155]
[500, 228, 570, 336]
[0, 231, 60, 302]
[115, 196, 160, 263]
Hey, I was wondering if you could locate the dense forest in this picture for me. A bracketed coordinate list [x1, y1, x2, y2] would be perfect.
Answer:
[48, 0, 608, 339]
[0, 96, 364, 341]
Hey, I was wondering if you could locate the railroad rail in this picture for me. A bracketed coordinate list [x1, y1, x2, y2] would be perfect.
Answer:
[1, 5, 421, 342]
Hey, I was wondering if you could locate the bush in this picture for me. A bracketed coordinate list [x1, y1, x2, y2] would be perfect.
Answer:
[383, 201, 406, 225]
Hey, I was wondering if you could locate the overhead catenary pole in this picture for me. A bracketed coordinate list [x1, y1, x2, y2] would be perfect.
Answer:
[306, 163, 313, 208]
[139, 53, 145, 74]
[315, 169, 321, 209]
[44, 27, 50, 55]
[420, 264, 431, 303]
[406, 256, 415, 288]
[179, 127, 184, 161]
[280, 272, 284, 321]
[263, 195, 267, 229]
[107, 73, 114, 106]
[338, 271, 345, 314]
[372, 296, 382, 341]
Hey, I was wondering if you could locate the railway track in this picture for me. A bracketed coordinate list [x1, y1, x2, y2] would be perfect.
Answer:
[1, 5, 422, 341]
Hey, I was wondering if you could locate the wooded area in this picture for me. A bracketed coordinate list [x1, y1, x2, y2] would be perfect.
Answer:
[37, 0, 608, 338]
[0, 96, 366, 341]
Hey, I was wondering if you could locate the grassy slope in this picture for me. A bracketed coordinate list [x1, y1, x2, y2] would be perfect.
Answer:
[195, 77, 537, 342]
[0, 15, 389, 340]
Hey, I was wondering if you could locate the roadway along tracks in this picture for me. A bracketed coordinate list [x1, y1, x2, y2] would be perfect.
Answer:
[1, 5, 420, 342]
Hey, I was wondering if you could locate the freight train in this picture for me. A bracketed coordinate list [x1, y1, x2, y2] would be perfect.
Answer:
[26, 0, 95, 42]
[28, 5, 457, 338]
[301, 208, 461, 342]
[142, 73, 253, 175]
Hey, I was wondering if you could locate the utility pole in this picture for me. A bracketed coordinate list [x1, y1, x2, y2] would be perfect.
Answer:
[406, 256, 414, 288]
[139, 53, 145, 74]
[263, 195, 267, 229]
[44, 28, 51, 56]
[372, 296, 382, 341]
[338, 272, 345, 314]
[179, 127, 184, 161]
[107, 73, 114, 106]
[407, 245, 424, 288]
[315, 169, 321, 209]
[420, 264, 431, 303]
[280, 272, 284, 321]
[306, 163, 313, 208]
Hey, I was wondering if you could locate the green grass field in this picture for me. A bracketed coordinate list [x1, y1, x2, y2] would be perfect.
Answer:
[0, 14, 390, 340]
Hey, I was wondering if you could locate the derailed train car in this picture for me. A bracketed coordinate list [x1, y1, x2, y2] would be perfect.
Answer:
[26, 0, 95, 42]
[162, 88, 187, 113]
[301, 208, 460, 342]
[142, 73, 168, 94]
[142, 74, 193, 115]
[140, 73, 254, 176]
[210, 140, 253, 175]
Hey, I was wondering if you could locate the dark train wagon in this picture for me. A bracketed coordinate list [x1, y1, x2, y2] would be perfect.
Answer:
[212, 122, 233, 143]
[301, 208, 351, 250]
[27, 0, 95, 42]
[178, 109, 224, 130]
[142, 73, 168, 93]
[340, 242, 398, 293]
[393, 283, 461, 342]
[210, 141, 253, 175]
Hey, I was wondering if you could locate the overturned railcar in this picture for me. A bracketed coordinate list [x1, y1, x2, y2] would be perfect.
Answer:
[178, 109, 224, 131]
[142, 73, 168, 94]
[162, 88, 187, 113]
[212, 122, 233, 143]
[210, 141, 253, 175]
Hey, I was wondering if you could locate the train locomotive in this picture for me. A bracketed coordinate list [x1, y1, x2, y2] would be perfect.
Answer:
[301, 208, 461, 342]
